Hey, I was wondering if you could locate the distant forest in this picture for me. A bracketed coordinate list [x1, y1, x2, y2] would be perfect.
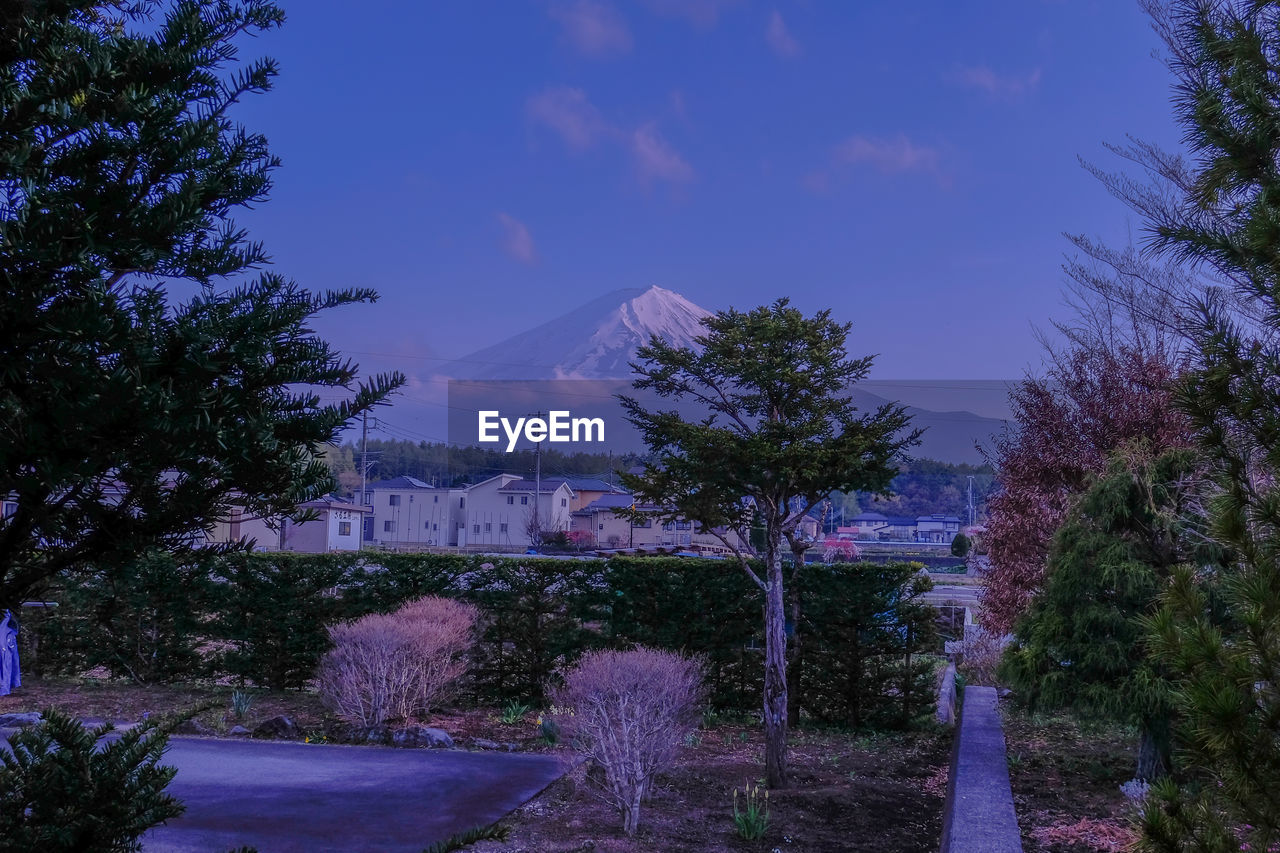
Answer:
[322, 440, 995, 523]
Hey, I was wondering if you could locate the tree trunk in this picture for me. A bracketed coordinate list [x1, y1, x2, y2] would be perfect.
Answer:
[764, 544, 789, 789]
[1137, 717, 1171, 782]
[786, 546, 805, 728]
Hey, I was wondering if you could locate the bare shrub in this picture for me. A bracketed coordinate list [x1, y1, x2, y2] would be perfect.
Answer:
[959, 625, 1006, 687]
[317, 596, 478, 727]
[550, 647, 705, 836]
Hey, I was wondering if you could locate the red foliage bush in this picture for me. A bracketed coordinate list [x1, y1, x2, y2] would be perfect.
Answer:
[982, 344, 1190, 633]
[317, 596, 478, 727]
[550, 647, 705, 836]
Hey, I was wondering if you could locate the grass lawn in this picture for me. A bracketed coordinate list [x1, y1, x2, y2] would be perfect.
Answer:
[1001, 702, 1138, 853]
[1, 677, 951, 852]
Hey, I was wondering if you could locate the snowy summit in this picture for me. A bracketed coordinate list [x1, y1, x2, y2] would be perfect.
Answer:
[444, 286, 710, 380]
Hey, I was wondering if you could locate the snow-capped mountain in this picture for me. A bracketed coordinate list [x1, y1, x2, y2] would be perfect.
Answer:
[443, 285, 710, 380]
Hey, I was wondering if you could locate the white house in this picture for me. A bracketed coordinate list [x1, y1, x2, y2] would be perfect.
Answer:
[365, 474, 575, 550]
[916, 514, 962, 543]
[279, 495, 370, 553]
[457, 475, 574, 548]
[365, 476, 455, 548]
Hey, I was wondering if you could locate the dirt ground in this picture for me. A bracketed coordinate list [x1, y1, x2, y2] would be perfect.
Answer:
[1001, 702, 1139, 853]
[473, 723, 951, 853]
[2, 678, 950, 852]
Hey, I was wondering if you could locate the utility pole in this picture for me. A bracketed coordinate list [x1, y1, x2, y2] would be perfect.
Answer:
[966, 475, 975, 527]
[360, 412, 369, 506]
[532, 411, 543, 546]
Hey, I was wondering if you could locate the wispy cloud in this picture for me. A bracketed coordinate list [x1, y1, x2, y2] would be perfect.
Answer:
[805, 133, 943, 191]
[548, 0, 632, 58]
[834, 134, 940, 174]
[526, 87, 609, 150]
[643, 0, 738, 29]
[951, 65, 1042, 97]
[765, 10, 800, 58]
[631, 124, 694, 184]
[497, 213, 538, 265]
[527, 88, 695, 186]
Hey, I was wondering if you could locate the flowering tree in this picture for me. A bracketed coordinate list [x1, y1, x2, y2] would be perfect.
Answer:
[821, 537, 860, 563]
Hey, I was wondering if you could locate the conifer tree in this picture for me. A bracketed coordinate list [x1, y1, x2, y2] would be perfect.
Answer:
[621, 299, 917, 788]
[0, 1, 402, 608]
[1000, 444, 1210, 782]
[1132, 2, 1280, 849]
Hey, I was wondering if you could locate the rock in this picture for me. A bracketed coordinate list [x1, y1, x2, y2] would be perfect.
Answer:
[421, 727, 453, 749]
[175, 717, 213, 736]
[471, 737, 499, 751]
[503, 742, 520, 752]
[228, 725, 251, 737]
[252, 715, 299, 740]
[364, 725, 389, 745]
[391, 726, 454, 748]
[0, 712, 42, 728]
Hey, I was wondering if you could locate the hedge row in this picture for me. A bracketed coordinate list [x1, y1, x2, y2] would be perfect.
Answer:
[22, 552, 937, 728]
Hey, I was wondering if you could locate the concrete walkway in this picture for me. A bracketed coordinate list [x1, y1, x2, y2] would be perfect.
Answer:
[940, 686, 1023, 853]
[141, 737, 564, 853]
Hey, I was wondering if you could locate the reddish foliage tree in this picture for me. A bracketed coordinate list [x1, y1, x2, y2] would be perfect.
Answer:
[982, 343, 1191, 633]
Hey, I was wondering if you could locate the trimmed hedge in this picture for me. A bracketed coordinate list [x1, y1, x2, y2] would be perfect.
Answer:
[26, 552, 937, 726]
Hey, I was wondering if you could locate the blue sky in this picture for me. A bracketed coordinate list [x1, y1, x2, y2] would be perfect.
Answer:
[230, 0, 1181, 392]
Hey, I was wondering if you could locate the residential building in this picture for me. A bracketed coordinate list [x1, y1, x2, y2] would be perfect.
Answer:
[279, 494, 370, 553]
[916, 514, 962, 543]
[570, 493, 747, 552]
[459, 475, 574, 548]
[366, 476, 454, 548]
[845, 512, 888, 540]
[365, 474, 576, 550]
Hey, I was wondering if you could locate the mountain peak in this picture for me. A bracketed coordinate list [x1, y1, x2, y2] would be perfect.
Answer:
[445, 286, 711, 380]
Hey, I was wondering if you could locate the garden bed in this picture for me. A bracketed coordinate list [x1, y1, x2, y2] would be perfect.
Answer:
[1001, 702, 1138, 852]
[0, 678, 556, 750]
[1, 678, 950, 852]
[473, 722, 950, 853]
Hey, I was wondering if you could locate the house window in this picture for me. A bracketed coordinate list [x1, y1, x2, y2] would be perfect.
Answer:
[472, 524, 480, 534]
[520, 496, 528, 505]
[676, 521, 691, 530]
[433, 495, 438, 502]
[433, 523, 438, 530]
[561, 498, 567, 507]
[507, 496, 514, 505]
[499, 522, 508, 533]
[361, 491, 372, 506]
[484, 522, 492, 532]
[383, 520, 396, 533]
[459, 497, 465, 508]
[389, 494, 401, 507]
[338, 521, 351, 536]
[662, 522, 674, 531]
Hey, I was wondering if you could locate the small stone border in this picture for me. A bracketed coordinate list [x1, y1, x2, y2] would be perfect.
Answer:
[939, 685, 1022, 853]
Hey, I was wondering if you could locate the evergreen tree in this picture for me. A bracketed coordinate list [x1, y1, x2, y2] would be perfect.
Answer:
[1000, 444, 1209, 781]
[1132, 2, 1280, 849]
[621, 299, 917, 788]
[0, 1, 402, 608]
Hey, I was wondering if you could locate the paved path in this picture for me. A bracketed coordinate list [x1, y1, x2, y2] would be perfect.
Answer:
[924, 584, 982, 608]
[940, 686, 1022, 853]
[141, 737, 564, 853]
